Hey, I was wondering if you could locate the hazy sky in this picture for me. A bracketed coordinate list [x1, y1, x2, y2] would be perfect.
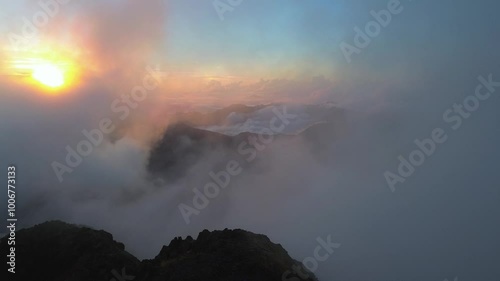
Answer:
[1, 0, 499, 94]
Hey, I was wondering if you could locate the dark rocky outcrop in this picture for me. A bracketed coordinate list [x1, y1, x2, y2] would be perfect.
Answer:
[146, 104, 347, 182]
[146, 123, 241, 180]
[1, 220, 140, 281]
[1, 221, 318, 281]
[138, 228, 317, 281]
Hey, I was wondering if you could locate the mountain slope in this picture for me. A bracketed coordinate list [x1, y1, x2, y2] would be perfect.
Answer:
[1, 221, 319, 281]
[139, 228, 318, 281]
[147, 104, 347, 179]
[1, 220, 140, 281]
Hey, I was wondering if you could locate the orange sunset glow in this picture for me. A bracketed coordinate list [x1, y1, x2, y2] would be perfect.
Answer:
[7, 49, 81, 93]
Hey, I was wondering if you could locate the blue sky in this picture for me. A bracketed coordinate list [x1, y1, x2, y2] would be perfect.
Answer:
[2, 0, 499, 82]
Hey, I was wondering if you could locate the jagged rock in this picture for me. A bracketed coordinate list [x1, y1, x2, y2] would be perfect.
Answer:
[1, 220, 140, 281]
[1, 221, 318, 281]
[147, 123, 237, 180]
[146, 104, 346, 180]
[138, 228, 318, 281]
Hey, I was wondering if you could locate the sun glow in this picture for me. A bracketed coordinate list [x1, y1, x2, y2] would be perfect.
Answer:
[6, 43, 81, 93]
[32, 63, 65, 88]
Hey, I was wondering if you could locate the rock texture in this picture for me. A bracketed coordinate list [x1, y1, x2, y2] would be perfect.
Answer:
[1, 220, 140, 281]
[1, 221, 318, 281]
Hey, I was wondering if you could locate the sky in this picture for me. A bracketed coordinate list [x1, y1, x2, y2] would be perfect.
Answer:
[1, 0, 499, 103]
[1, 0, 500, 280]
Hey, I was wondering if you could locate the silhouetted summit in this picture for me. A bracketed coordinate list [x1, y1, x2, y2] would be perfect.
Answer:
[141, 228, 318, 281]
[147, 122, 237, 180]
[1, 220, 140, 281]
[1, 221, 318, 281]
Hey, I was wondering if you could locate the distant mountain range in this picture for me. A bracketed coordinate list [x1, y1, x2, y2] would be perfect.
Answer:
[169, 103, 343, 136]
[1, 221, 319, 281]
[148, 103, 347, 180]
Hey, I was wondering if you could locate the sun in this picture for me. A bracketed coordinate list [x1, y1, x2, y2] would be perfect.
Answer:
[6, 44, 81, 93]
[32, 64, 65, 88]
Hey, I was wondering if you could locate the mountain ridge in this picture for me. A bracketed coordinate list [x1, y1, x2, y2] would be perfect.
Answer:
[1, 220, 319, 281]
[147, 103, 347, 180]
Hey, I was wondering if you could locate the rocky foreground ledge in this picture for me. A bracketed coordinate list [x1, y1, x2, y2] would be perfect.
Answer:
[1, 220, 318, 281]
